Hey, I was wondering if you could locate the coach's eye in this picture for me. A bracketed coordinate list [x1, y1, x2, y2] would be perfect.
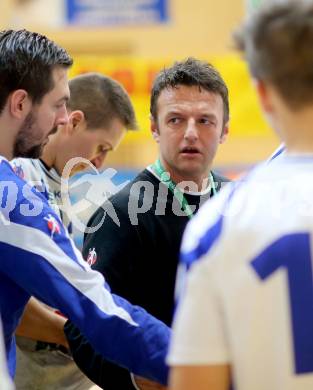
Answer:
[169, 117, 181, 124]
[199, 118, 216, 126]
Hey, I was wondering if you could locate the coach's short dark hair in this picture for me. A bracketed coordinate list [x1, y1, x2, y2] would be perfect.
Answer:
[234, 0, 313, 109]
[0, 29, 72, 114]
[150, 57, 229, 125]
[68, 73, 137, 131]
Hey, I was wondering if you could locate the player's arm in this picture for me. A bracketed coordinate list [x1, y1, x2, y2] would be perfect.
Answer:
[1, 175, 169, 384]
[133, 374, 168, 390]
[16, 297, 68, 347]
[169, 365, 230, 390]
[9, 225, 170, 384]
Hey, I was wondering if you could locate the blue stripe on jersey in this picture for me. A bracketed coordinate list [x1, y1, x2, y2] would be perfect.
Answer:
[269, 145, 285, 161]
[181, 215, 223, 270]
[0, 159, 80, 266]
[251, 233, 313, 374]
[180, 183, 238, 270]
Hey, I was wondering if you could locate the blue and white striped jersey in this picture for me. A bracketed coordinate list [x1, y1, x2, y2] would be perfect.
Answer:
[10, 158, 95, 389]
[0, 157, 169, 384]
[268, 144, 285, 162]
[169, 154, 313, 390]
[11, 157, 72, 235]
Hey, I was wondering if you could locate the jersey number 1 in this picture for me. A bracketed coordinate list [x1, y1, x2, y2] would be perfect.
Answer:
[251, 233, 313, 374]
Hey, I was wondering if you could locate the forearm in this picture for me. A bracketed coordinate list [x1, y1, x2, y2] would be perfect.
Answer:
[169, 365, 230, 390]
[133, 374, 168, 390]
[16, 297, 68, 347]
[7, 216, 169, 383]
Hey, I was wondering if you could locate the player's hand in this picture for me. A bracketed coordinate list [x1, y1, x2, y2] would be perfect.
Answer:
[133, 375, 167, 390]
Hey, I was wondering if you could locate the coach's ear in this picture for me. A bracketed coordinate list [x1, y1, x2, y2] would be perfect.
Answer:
[9, 90, 32, 119]
[150, 115, 160, 143]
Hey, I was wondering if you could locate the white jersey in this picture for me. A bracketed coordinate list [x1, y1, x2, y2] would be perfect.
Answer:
[168, 154, 313, 390]
[11, 158, 72, 234]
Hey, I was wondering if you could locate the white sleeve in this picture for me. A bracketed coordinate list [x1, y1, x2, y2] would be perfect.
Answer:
[168, 258, 230, 366]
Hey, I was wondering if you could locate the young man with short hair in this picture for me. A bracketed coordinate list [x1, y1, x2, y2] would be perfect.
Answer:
[0, 28, 169, 387]
[169, 2, 313, 389]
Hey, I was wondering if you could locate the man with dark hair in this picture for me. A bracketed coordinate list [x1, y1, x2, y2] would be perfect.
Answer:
[150, 57, 229, 127]
[12, 72, 137, 390]
[64, 57, 230, 389]
[0, 29, 72, 112]
[0, 29, 169, 387]
[0, 29, 72, 159]
[169, 2, 313, 390]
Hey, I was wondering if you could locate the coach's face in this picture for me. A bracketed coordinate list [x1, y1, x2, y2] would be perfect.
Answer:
[151, 85, 228, 184]
[13, 66, 70, 158]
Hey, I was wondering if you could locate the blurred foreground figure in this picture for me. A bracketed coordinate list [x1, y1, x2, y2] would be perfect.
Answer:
[169, 1, 313, 390]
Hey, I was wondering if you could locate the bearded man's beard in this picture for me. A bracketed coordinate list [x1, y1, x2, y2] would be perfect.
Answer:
[13, 113, 56, 159]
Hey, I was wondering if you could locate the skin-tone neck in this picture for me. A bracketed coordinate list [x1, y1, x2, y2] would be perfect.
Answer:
[159, 155, 211, 192]
[279, 107, 313, 154]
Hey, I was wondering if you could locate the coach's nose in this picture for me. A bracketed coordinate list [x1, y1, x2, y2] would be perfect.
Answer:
[184, 119, 199, 143]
